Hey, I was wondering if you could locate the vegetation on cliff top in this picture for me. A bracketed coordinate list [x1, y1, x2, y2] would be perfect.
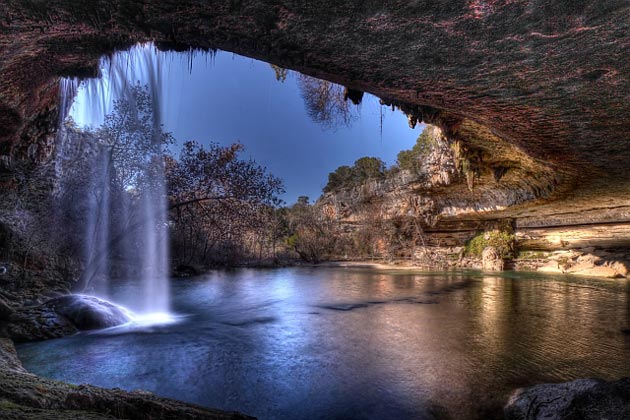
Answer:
[323, 157, 386, 193]
[323, 126, 436, 194]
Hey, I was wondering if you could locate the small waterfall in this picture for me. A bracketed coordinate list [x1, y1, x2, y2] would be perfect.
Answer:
[57, 43, 172, 316]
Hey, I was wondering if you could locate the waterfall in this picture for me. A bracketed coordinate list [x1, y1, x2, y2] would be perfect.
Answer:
[57, 43, 172, 317]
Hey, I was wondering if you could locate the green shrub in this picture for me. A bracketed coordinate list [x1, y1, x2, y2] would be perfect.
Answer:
[465, 231, 516, 259]
[465, 233, 487, 257]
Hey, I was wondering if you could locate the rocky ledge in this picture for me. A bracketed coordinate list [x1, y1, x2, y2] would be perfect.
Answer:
[505, 378, 630, 420]
[535, 249, 630, 278]
[0, 337, 254, 420]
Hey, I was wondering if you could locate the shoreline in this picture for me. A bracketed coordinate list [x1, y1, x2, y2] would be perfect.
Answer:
[0, 338, 254, 420]
[178, 253, 630, 281]
[319, 259, 454, 271]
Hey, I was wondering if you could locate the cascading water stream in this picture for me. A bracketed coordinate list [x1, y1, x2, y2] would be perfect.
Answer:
[56, 43, 173, 321]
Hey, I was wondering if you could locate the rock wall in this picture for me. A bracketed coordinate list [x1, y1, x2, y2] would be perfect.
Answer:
[318, 125, 630, 272]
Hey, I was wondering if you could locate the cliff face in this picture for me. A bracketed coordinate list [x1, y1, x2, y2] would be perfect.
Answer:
[0, 1, 629, 242]
[320, 125, 630, 257]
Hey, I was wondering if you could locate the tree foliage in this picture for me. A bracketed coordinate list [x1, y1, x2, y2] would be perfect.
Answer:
[95, 84, 174, 189]
[297, 74, 356, 129]
[323, 157, 386, 193]
[396, 127, 435, 172]
[166, 141, 285, 268]
[167, 141, 283, 210]
[284, 197, 336, 263]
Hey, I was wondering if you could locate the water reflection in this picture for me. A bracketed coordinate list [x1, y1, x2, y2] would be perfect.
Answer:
[17, 268, 630, 420]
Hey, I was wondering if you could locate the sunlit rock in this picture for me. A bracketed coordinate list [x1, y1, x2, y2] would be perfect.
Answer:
[570, 265, 622, 279]
[481, 247, 503, 271]
[536, 261, 562, 274]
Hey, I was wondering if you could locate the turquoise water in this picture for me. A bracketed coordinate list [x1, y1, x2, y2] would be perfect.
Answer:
[17, 267, 630, 419]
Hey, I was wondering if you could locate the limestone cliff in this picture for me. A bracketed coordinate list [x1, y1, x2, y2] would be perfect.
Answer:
[319, 124, 630, 272]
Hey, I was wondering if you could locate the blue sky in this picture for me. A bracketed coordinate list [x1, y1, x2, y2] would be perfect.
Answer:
[70, 45, 422, 204]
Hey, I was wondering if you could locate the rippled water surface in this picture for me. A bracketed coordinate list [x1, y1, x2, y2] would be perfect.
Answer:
[17, 267, 630, 419]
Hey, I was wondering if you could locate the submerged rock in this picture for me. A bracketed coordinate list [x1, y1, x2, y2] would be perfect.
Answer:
[504, 378, 630, 420]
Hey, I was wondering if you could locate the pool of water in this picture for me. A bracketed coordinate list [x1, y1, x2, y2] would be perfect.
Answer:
[16, 267, 630, 419]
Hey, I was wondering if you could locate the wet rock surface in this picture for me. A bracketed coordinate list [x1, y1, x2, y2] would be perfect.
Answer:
[46, 295, 133, 330]
[1, 295, 133, 342]
[504, 378, 630, 420]
[0, 338, 254, 420]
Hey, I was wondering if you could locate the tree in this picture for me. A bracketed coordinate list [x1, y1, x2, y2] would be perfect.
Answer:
[94, 84, 174, 189]
[270, 64, 289, 82]
[167, 141, 283, 210]
[396, 127, 435, 172]
[296, 196, 310, 206]
[166, 141, 284, 267]
[323, 165, 353, 193]
[52, 85, 176, 291]
[352, 157, 385, 182]
[323, 157, 386, 193]
[284, 198, 337, 263]
[297, 74, 356, 129]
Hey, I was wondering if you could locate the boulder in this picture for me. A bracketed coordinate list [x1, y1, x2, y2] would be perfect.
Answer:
[610, 261, 629, 277]
[482, 247, 504, 271]
[4, 295, 134, 342]
[505, 378, 630, 420]
[576, 253, 602, 265]
[565, 260, 596, 273]
[47, 295, 133, 330]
